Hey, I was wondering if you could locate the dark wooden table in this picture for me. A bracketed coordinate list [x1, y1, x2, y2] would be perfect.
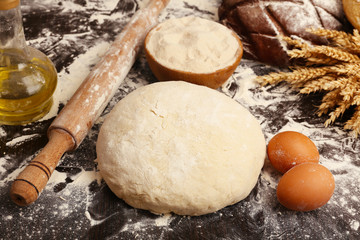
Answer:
[1, 0, 359, 239]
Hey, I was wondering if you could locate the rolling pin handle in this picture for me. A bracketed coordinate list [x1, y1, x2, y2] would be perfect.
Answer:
[9, 129, 75, 206]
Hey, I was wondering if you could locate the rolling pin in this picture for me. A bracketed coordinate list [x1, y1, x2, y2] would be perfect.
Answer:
[10, 0, 170, 206]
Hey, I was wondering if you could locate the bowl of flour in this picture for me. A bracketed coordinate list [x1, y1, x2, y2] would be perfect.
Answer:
[144, 16, 243, 89]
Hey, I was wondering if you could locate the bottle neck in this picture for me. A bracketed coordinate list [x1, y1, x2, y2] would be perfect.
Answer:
[0, 4, 27, 50]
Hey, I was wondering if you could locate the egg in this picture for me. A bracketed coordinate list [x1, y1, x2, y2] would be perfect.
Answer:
[276, 163, 335, 211]
[267, 131, 319, 173]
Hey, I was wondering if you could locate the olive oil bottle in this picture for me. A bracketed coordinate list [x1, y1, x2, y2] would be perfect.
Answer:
[0, 0, 57, 125]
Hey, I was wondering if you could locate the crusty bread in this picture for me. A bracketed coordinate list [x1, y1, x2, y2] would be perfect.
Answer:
[219, 0, 351, 66]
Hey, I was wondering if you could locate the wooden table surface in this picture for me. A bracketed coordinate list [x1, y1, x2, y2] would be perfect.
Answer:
[1, 0, 359, 239]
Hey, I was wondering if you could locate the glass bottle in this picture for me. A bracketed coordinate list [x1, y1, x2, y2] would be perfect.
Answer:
[0, 0, 57, 125]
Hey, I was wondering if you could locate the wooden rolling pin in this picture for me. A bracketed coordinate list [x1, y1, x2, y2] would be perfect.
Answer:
[10, 0, 170, 206]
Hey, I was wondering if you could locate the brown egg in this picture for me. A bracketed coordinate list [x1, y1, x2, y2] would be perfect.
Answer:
[144, 17, 243, 89]
[277, 163, 335, 211]
[343, 0, 360, 31]
[267, 131, 319, 173]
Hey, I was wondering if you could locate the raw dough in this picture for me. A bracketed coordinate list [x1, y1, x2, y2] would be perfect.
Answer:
[96, 81, 265, 216]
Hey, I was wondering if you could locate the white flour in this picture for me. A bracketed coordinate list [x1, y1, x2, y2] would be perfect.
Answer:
[0, 155, 31, 187]
[139, 0, 220, 20]
[0, 127, 6, 137]
[146, 16, 240, 73]
[351, 220, 360, 231]
[46, 167, 102, 188]
[0, 158, 7, 175]
[119, 213, 175, 233]
[5, 134, 39, 147]
[71, 169, 102, 186]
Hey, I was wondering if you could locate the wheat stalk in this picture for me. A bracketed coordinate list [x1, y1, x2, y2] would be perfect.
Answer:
[256, 29, 360, 136]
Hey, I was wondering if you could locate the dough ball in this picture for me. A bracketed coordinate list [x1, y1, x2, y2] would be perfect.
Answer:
[96, 81, 265, 216]
[218, 0, 350, 66]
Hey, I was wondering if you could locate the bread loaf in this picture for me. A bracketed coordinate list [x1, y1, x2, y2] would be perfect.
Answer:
[343, 0, 360, 31]
[219, 0, 351, 66]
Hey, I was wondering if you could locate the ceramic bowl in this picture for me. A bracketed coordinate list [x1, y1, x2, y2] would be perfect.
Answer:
[144, 20, 243, 89]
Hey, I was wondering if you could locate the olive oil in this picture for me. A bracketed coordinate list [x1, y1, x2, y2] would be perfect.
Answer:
[0, 0, 57, 125]
[0, 48, 57, 124]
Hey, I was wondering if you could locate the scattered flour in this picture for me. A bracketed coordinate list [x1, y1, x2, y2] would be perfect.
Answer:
[5, 134, 39, 147]
[155, 214, 173, 227]
[71, 169, 102, 186]
[0, 127, 6, 137]
[84, 210, 107, 226]
[47, 170, 67, 185]
[47, 167, 102, 187]
[119, 214, 175, 233]
[4, 215, 13, 220]
[0, 156, 29, 187]
[139, 0, 220, 21]
[0, 158, 7, 175]
[351, 220, 360, 231]
[59, 1, 114, 12]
